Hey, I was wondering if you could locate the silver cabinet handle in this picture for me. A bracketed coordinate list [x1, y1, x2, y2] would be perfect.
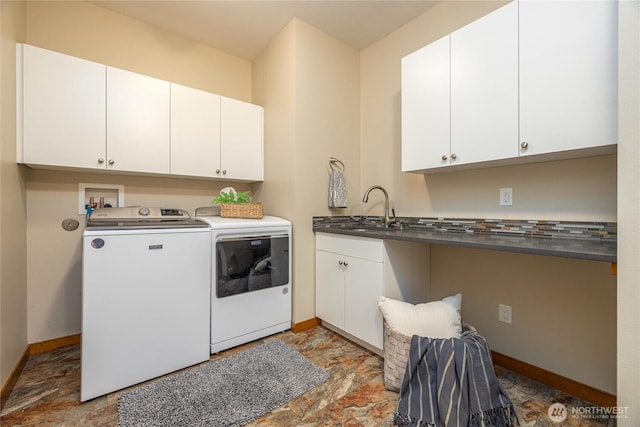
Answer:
[338, 260, 349, 266]
[441, 155, 448, 161]
[108, 159, 115, 165]
[97, 158, 104, 164]
[222, 170, 227, 175]
[216, 169, 221, 174]
[343, 261, 349, 267]
[451, 153, 457, 160]
[521, 141, 529, 149]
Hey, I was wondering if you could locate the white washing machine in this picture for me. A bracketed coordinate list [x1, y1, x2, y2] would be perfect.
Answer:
[81, 207, 211, 401]
[195, 207, 292, 353]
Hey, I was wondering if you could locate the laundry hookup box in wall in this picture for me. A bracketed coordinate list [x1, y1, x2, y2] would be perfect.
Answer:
[78, 183, 124, 214]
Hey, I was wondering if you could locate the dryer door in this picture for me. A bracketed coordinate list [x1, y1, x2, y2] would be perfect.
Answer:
[216, 234, 289, 298]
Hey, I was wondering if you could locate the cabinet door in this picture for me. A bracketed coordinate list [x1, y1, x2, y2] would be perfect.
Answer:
[21, 44, 106, 168]
[344, 256, 384, 350]
[315, 250, 345, 329]
[401, 35, 451, 172]
[107, 67, 170, 174]
[220, 97, 264, 181]
[170, 83, 221, 178]
[450, 1, 519, 165]
[519, 0, 618, 156]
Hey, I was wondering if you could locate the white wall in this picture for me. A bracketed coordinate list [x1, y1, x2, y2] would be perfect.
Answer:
[254, 19, 360, 323]
[25, 1, 252, 102]
[617, 1, 640, 423]
[432, 246, 615, 393]
[252, 21, 296, 223]
[292, 20, 360, 322]
[0, 0, 27, 391]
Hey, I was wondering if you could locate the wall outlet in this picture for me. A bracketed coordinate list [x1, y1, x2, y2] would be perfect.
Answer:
[498, 304, 512, 324]
[499, 188, 513, 206]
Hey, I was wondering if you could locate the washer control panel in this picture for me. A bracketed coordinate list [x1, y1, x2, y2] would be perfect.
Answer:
[160, 209, 184, 216]
[89, 207, 189, 221]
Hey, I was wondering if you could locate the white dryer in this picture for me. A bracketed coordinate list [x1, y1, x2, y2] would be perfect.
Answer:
[195, 207, 292, 353]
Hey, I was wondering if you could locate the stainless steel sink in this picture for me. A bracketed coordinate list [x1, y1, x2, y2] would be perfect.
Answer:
[325, 223, 403, 233]
[341, 225, 393, 232]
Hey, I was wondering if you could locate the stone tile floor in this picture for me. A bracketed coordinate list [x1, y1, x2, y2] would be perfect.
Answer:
[1, 326, 616, 426]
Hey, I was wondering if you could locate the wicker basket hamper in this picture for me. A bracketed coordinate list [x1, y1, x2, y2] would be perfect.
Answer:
[383, 320, 411, 392]
[383, 320, 476, 392]
[220, 202, 263, 219]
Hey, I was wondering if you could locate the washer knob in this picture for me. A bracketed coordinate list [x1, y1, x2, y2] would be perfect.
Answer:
[138, 207, 150, 216]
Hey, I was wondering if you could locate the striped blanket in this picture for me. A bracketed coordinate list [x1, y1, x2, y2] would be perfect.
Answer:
[394, 330, 519, 427]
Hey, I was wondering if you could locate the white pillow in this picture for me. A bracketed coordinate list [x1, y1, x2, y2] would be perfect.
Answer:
[378, 294, 462, 339]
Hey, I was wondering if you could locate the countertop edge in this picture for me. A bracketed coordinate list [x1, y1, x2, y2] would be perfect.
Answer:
[313, 227, 617, 263]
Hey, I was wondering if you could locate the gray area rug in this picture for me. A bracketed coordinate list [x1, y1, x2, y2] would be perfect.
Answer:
[117, 340, 329, 427]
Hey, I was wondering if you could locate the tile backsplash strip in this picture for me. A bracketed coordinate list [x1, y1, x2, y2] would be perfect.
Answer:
[312, 216, 617, 242]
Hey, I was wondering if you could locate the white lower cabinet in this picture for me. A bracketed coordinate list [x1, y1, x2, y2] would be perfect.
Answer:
[315, 233, 430, 352]
[316, 244, 384, 349]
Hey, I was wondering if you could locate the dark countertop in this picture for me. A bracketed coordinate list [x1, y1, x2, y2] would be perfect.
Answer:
[313, 223, 617, 263]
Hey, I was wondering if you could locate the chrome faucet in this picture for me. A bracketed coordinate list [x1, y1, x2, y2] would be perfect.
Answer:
[362, 185, 395, 227]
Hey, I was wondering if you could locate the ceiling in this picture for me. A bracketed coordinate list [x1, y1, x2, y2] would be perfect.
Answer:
[92, 1, 439, 60]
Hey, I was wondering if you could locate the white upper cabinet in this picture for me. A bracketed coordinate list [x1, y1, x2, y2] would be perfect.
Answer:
[519, 0, 618, 156]
[401, 0, 618, 173]
[171, 90, 264, 181]
[17, 44, 264, 182]
[106, 67, 170, 174]
[220, 97, 264, 182]
[19, 44, 106, 169]
[450, 1, 519, 165]
[401, 35, 451, 171]
[402, 2, 518, 172]
[170, 83, 221, 178]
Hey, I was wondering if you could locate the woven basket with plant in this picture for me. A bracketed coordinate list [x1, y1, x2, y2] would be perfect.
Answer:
[213, 190, 263, 219]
